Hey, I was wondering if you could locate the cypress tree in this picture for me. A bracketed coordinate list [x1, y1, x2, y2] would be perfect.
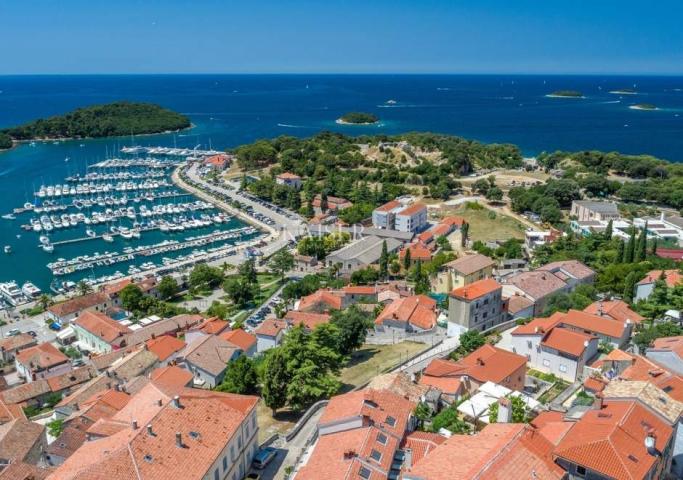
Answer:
[604, 219, 613, 240]
[615, 240, 624, 265]
[624, 229, 635, 263]
[623, 272, 638, 303]
[651, 237, 658, 256]
[379, 240, 388, 279]
[320, 191, 328, 212]
[403, 248, 412, 271]
[461, 222, 469, 247]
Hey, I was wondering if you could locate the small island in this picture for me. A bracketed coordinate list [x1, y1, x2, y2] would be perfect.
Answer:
[546, 90, 584, 98]
[0, 101, 191, 144]
[0, 132, 12, 150]
[609, 88, 637, 95]
[629, 103, 657, 111]
[336, 111, 379, 125]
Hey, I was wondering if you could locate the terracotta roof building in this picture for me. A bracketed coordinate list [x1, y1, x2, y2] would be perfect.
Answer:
[145, 335, 186, 363]
[399, 243, 432, 265]
[297, 289, 344, 313]
[448, 278, 506, 333]
[0, 419, 47, 466]
[72, 311, 131, 354]
[375, 295, 438, 332]
[219, 329, 257, 357]
[635, 269, 682, 302]
[584, 299, 644, 325]
[254, 319, 288, 353]
[283, 311, 331, 331]
[180, 335, 241, 388]
[15, 342, 71, 383]
[46, 292, 110, 325]
[0, 334, 37, 363]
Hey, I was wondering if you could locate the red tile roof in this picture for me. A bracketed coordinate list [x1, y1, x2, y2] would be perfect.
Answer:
[637, 269, 682, 288]
[655, 248, 683, 260]
[554, 400, 672, 480]
[401, 431, 447, 467]
[540, 327, 595, 357]
[297, 289, 344, 312]
[559, 309, 627, 340]
[651, 336, 683, 359]
[440, 216, 466, 227]
[537, 260, 596, 281]
[74, 310, 131, 344]
[0, 333, 36, 353]
[284, 311, 331, 330]
[444, 253, 495, 276]
[375, 200, 402, 213]
[584, 376, 608, 393]
[276, 172, 301, 179]
[584, 300, 644, 325]
[375, 295, 437, 330]
[15, 342, 69, 371]
[47, 292, 109, 318]
[342, 285, 378, 295]
[149, 365, 194, 390]
[450, 278, 501, 300]
[219, 329, 257, 352]
[145, 335, 186, 361]
[397, 203, 426, 217]
[399, 243, 432, 262]
[255, 319, 288, 338]
[197, 317, 229, 335]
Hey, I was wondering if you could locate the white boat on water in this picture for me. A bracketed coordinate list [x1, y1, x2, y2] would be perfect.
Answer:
[86, 229, 96, 238]
[102, 234, 114, 242]
[119, 228, 133, 240]
[42, 243, 54, 253]
[4, 246, 11, 254]
[39, 235, 50, 245]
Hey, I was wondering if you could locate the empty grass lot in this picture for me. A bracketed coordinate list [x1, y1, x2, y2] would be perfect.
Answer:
[443, 204, 526, 242]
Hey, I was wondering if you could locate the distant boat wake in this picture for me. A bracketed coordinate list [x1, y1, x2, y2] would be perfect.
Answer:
[277, 123, 316, 129]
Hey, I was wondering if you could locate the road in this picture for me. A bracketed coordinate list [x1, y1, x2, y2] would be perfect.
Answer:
[395, 336, 460, 374]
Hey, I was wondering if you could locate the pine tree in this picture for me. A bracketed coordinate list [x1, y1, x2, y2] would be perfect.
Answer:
[604, 219, 613, 240]
[623, 272, 638, 303]
[379, 240, 388, 280]
[615, 240, 624, 265]
[403, 248, 412, 271]
[624, 229, 636, 263]
[634, 224, 647, 263]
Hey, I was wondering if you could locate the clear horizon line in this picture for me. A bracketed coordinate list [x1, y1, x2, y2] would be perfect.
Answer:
[2, 71, 683, 77]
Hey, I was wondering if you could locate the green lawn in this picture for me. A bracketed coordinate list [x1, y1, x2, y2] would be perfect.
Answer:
[443, 204, 526, 242]
[339, 342, 429, 392]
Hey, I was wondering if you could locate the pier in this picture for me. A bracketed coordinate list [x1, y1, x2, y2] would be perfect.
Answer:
[121, 146, 223, 157]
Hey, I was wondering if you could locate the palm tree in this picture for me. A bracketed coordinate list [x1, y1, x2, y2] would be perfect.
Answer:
[37, 294, 52, 310]
[76, 280, 93, 296]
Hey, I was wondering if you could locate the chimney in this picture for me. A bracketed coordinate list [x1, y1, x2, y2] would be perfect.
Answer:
[497, 398, 512, 423]
[146, 424, 155, 436]
[172, 395, 181, 409]
[157, 399, 163, 407]
[132, 419, 138, 430]
[593, 393, 603, 410]
[175, 432, 183, 448]
[476, 357, 484, 366]
[404, 448, 413, 469]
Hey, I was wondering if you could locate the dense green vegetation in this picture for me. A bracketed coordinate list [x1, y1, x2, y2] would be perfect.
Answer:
[2, 102, 190, 140]
[509, 178, 581, 223]
[0, 132, 12, 149]
[548, 90, 583, 97]
[338, 112, 378, 124]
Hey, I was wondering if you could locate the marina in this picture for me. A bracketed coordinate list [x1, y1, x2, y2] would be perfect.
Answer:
[121, 146, 223, 157]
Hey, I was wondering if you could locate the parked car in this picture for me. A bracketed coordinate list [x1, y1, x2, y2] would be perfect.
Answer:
[252, 447, 277, 469]
[4, 328, 20, 337]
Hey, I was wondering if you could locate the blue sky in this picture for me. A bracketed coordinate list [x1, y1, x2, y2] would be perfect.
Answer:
[1, 0, 682, 74]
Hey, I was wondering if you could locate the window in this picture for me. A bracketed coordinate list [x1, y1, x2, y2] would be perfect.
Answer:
[222, 456, 227, 471]
[370, 449, 382, 462]
[376, 432, 387, 445]
[386, 416, 396, 427]
[359, 466, 371, 479]
[213, 469, 219, 480]
[559, 364, 568, 373]
[542, 359, 550, 367]
[576, 465, 586, 477]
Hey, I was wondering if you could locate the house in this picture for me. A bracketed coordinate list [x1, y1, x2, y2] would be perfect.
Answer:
[145, 335, 186, 366]
[0, 334, 37, 363]
[398, 243, 432, 266]
[432, 253, 495, 294]
[325, 235, 402, 275]
[46, 292, 110, 326]
[293, 254, 318, 273]
[72, 310, 132, 354]
[394, 203, 428, 233]
[510, 315, 599, 382]
[203, 153, 230, 171]
[419, 345, 527, 400]
[553, 400, 674, 480]
[255, 319, 288, 353]
[15, 342, 71, 383]
[448, 278, 506, 334]
[295, 388, 416, 480]
[403, 422, 563, 480]
[275, 172, 302, 189]
[375, 295, 438, 332]
[149, 365, 194, 391]
[341, 285, 379, 303]
[524, 228, 562, 253]
[179, 335, 241, 388]
[284, 311, 331, 331]
[505, 294, 535, 320]
[0, 418, 47, 466]
[536, 260, 596, 288]
[570, 200, 621, 222]
[219, 329, 257, 358]
[559, 309, 632, 348]
[296, 289, 344, 313]
[456, 382, 541, 425]
[584, 299, 644, 325]
[415, 217, 462, 247]
[1, 366, 96, 409]
[47, 384, 260, 480]
[312, 194, 352, 215]
[635, 269, 682, 302]
[372, 199, 404, 229]
[646, 336, 683, 376]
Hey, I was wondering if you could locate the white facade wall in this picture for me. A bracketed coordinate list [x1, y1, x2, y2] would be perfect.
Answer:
[201, 409, 259, 480]
[256, 332, 282, 353]
[15, 357, 72, 383]
[510, 334, 598, 382]
[394, 208, 427, 233]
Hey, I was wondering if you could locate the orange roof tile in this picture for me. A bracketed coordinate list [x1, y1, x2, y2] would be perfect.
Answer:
[397, 203, 426, 217]
[47, 292, 109, 318]
[15, 342, 69, 371]
[440, 216, 466, 227]
[297, 289, 344, 311]
[145, 335, 186, 361]
[540, 327, 595, 357]
[651, 336, 683, 358]
[554, 401, 672, 480]
[73, 310, 131, 344]
[255, 319, 288, 337]
[276, 172, 301, 179]
[375, 200, 402, 212]
[399, 243, 432, 262]
[149, 365, 193, 390]
[450, 277, 501, 300]
[584, 376, 608, 393]
[401, 431, 446, 467]
[584, 300, 644, 325]
[637, 269, 682, 287]
[418, 375, 462, 395]
[284, 311, 331, 330]
[219, 329, 257, 351]
[198, 317, 229, 335]
[342, 285, 377, 295]
[375, 295, 437, 330]
[559, 309, 627, 340]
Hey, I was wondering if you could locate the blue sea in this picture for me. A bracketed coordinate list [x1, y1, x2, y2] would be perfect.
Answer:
[0, 74, 682, 291]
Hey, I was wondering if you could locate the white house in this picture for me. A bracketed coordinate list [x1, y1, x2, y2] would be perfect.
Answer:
[254, 319, 288, 353]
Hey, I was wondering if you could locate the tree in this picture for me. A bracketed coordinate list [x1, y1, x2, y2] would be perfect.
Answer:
[615, 240, 624, 265]
[604, 219, 613, 240]
[485, 186, 503, 202]
[189, 264, 223, 290]
[461, 222, 469, 247]
[331, 306, 372, 355]
[411, 260, 431, 295]
[37, 294, 52, 310]
[379, 240, 389, 280]
[76, 280, 92, 296]
[488, 396, 529, 424]
[624, 229, 636, 263]
[270, 249, 294, 280]
[633, 322, 683, 351]
[390, 260, 401, 275]
[311, 323, 342, 352]
[414, 402, 432, 430]
[472, 178, 490, 195]
[206, 301, 229, 319]
[623, 271, 638, 303]
[157, 276, 179, 301]
[429, 406, 470, 434]
[120, 284, 144, 312]
[216, 355, 258, 394]
[238, 258, 258, 286]
[47, 419, 65, 438]
[634, 224, 647, 262]
[453, 330, 486, 358]
[320, 191, 328, 212]
[403, 248, 412, 270]
[223, 278, 255, 308]
[261, 348, 290, 413]
[301, 200, 314, 218]
[651, 237, 658, 256]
